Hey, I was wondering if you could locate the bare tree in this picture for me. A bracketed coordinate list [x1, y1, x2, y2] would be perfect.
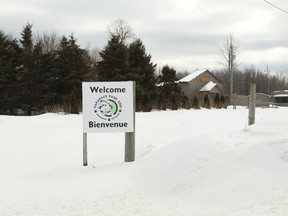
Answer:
[88, 47, 102, 63]
[107, 19, 135, 44]
[218, 34, 240, 105]
[35, 31, 60, 53]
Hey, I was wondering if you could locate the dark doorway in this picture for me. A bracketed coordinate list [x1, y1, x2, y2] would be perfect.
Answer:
[214, 94, 220, 108]
[192, 96, 200, 109]
[203, 95, 210, 109]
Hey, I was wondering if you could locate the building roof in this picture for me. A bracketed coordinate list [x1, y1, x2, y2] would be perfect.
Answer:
[178, 69, 208, 83]
[273, 90, 288, 97]
[274, 94, 288, 98]
[273, 90, 288, 94]
[200, 81, 217, 92]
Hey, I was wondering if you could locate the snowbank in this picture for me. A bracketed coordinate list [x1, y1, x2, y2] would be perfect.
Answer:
[1, 107, 288, 215]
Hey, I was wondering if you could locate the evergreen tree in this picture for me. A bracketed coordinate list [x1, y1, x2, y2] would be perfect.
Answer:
[55, 34, 91, 113]
[31, 31, 63, 108]
[0, 31, 21, 114]
[97, 35, 129, 81]
[31, 41, 54, 110]
[157, 65, 183, 110]
[38, 50, 59, 107]
[18, 23, 45, 115]
[128, 39, 157, 111]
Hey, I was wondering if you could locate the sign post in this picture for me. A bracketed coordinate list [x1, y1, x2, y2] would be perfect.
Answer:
[83, 132, 87, 166]
[125, 82, 136, 162]
[125, 129, 135, 162]
[82, 81, 135, 166]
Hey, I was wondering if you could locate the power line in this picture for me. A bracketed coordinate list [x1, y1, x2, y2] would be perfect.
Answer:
[263, 0, 288, 14]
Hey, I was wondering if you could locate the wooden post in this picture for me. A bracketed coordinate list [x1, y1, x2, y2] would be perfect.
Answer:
[248, 83, 256, 125]
[125, 81, 136, 162]
[83, 133, 88, 166]
[125, 132, 135, 162]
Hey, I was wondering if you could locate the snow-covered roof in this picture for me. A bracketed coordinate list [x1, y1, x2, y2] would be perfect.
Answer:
[273, 90, 288, 94]
[200, 81, 217, 92]
[273, 90, 288, 98]
[178, 69, 208, 83]
[273, 94, 288, 98]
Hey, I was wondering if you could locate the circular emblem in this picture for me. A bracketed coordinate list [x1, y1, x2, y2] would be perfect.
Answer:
[94, 97, 121, 121]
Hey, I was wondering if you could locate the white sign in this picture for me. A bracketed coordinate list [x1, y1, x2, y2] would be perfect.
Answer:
[82, 81, 134, 133]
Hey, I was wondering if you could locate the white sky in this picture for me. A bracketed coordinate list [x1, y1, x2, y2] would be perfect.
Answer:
[1, 0, 288, 73]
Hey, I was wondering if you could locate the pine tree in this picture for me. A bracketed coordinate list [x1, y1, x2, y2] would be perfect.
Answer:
[18, 23, 44, 115]
[158, 65, 183, 110]
[0, 31, 21, 114]
[128, 39, 157, 111]
[38, 49, 59, 107]
[55, 34, 91, 113]
[97, 35, 129, 81]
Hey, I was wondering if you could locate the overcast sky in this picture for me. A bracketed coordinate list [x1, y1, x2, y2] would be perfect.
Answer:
[1, 0, 288, 74]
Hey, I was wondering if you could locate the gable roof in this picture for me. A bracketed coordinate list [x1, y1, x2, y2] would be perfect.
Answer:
[178, 69, 208, 83]
[178, 69, 222, 84]
[200, 81, 217, 92]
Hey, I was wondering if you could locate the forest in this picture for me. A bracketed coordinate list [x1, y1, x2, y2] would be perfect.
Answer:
[0, 22, 288, 115]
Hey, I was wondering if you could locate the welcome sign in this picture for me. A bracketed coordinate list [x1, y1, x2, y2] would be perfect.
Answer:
[82, 81, 134, 133]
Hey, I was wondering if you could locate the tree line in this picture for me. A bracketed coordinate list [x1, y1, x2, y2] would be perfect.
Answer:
[213, 66, 288, 97]
[0, 22, 184, 115]
[1, 22, 288, 115]
[215, 33, 288, 104]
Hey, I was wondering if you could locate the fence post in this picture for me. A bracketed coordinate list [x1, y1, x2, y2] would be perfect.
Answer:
[248, 83, 256, 125]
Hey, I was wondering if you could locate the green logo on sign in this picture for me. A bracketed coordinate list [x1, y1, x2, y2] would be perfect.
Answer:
[94, 97, 121, 121]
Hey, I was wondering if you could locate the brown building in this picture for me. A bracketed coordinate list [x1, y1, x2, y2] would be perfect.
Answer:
[177, 69, 226, 108]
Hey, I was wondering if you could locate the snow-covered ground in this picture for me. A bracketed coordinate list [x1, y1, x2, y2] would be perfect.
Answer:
[1, 107, 288, 216]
